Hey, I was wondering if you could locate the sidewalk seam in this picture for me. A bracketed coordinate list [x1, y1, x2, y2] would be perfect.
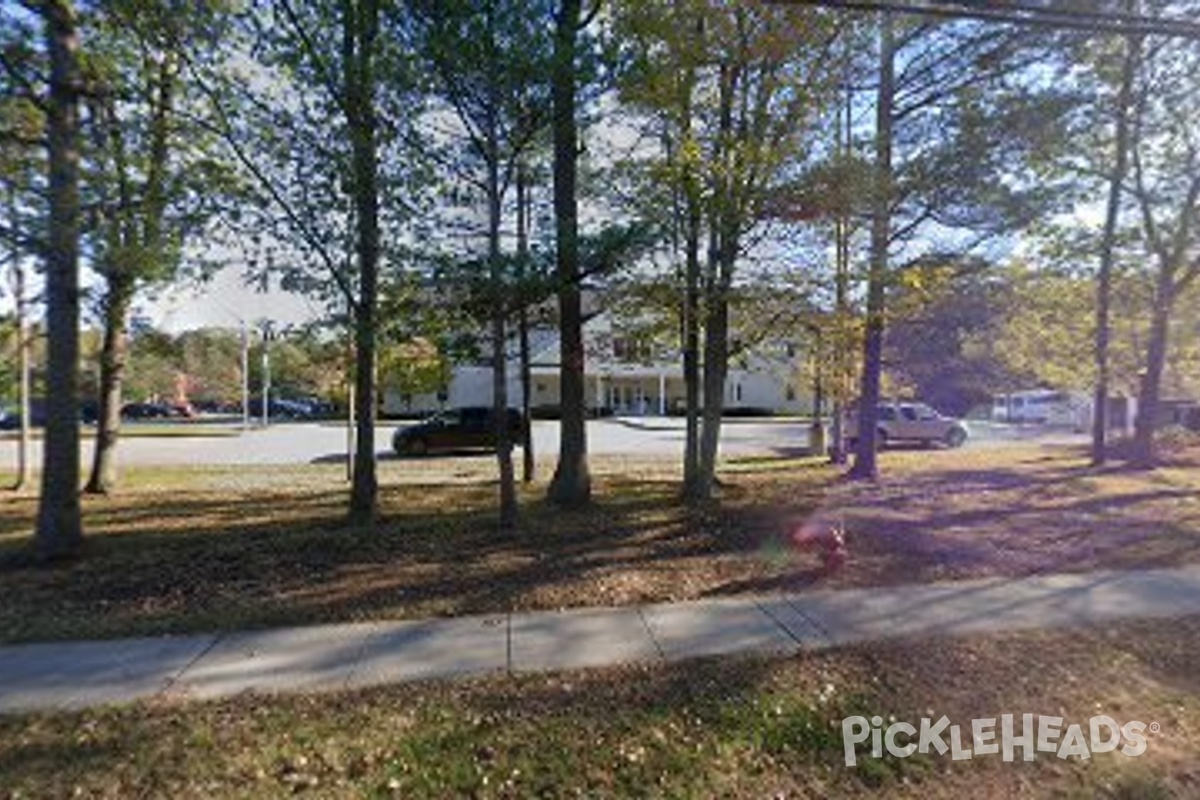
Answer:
[154, 633, 225, 702]
[782, 597, 835, 648]
[636, 607, 667, 661]
[756, 598, 814, 649]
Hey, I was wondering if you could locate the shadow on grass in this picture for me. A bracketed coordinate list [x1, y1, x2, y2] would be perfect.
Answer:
[774, 450, 1200, 592]
[0, 474, 830, 643]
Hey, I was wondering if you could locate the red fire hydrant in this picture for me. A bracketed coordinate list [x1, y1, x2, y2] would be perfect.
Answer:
[791, 518, 848, 574]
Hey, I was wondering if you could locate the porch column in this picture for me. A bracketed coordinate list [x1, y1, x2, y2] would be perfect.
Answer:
[658, 372, 666, 415]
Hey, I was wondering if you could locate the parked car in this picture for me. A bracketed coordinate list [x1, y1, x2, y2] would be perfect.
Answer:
[1, 401, 104, 428]
[121, 402, 173, 420]
[168, 401, 197, 418]
[247, 397, 313, 420]
[392, 407, 525, 456]
[845, 401, 969, 449]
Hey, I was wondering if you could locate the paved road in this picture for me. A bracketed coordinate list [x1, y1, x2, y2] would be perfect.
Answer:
[1, 418, 1087, 469]
[1, 563, 1195, 712]
[1, 418, 812, 468]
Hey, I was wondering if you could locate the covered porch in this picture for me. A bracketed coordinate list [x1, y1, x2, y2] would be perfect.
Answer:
[529, 365, 685, 416]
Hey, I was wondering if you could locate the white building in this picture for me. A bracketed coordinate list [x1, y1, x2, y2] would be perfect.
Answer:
[382, 311, 809, 417]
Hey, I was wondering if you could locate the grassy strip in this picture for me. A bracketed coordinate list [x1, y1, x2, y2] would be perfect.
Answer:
[0, 459, 832, 643]
[2, 617, 1197, 798]
[4, 445, 1200, 644]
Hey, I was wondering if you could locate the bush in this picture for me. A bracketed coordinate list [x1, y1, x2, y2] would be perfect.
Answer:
[1108, 425, 1200, 460]
[1155, 424, 1200, 452]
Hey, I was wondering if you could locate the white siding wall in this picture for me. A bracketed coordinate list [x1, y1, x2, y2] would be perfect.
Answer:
[381, 367, 526, 416]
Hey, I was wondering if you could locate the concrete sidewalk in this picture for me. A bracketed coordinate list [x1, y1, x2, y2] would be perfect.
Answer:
[5, 564, 1200, 714]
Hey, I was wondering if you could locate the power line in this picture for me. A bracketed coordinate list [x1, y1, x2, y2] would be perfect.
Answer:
[775, 0, 1200, 39]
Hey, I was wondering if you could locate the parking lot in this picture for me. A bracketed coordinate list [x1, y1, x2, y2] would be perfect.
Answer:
[0, 416, 1092, 471]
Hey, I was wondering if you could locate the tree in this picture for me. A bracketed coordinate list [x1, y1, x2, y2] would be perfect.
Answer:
[612, 0, 700, 494]
[123, 325, 181, 400]
[1091, 9, 1141, 465]
[2, 265, 33, 491]
[410, 0, 556, 525]
[846, 11, 895, 480]
[188, 0, 413, 522]
[0, 96, 40, 491]
[176, 327, 243, 404]
[514, 163, 538, 483]
[988, 263, 1147, 395]
[616, 0, 840, 499]
[81, 0, 230, 493]
[546, 0, 590, 507]
[884, 257, 1015, 416]
[1122, 20, 1200, 466]
[33, 0, 84, 559]
[2, 10, 49, 495]
[378, 335, 450, 404]
[843, 12, 1070, 479]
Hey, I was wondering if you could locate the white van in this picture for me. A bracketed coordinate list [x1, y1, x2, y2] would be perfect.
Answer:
[992, 390, 1091, 428]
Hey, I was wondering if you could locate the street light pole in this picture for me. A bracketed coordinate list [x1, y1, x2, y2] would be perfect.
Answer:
[260, 321, 272, 427]
[240, 320, 250, 430]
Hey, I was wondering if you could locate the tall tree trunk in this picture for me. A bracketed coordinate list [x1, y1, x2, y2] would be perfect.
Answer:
[1092, 18, 1140, 466]
[80, 51, 176, 496]
[1131, 280, 1172, 467]
[516, 166, 535, 484]
[482, 3, 517, 528]
[829, 61, 852, 466]
[848, 12, 894, 482]
[347, 0, 380, 524]
[696, 277, 729, 499]
[829, 210, 849, 465]
[35, 0, 84, 559]
[692, 55, 738, 502]
[488, 153, 517, 529]
[677, 14, 703, 498]
[84, 276, 134, 494]
[547, 0, 591, 507]
[10, 233, 31, 491]
[681, 201, 702, 497]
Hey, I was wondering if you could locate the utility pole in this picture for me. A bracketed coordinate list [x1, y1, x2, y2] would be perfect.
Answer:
[240, 320, 250, 430]
[260, 320, 272, 427]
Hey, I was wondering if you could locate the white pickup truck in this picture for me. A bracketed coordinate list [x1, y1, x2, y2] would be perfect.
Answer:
[845, 401, 969, 449]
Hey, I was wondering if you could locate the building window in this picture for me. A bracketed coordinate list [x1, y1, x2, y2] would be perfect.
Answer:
[785, 384, 796, 401]
[735, 383, 743, 403]
[613, 338, 630, 360]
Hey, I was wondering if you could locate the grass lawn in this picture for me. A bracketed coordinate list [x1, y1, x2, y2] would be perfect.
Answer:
[2, 616, 1198, 798]
[3, 444, 1200, 643]
[0, 455, 834, 642]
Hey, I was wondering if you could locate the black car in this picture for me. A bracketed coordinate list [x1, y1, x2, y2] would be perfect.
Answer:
[121, 402, 173, 420]
[0, 401, 89, 429]
[392, 407, 525, 456]
[247, 397, 315, 420]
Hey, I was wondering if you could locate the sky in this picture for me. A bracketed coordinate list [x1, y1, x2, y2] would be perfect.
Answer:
[139, 267, 324, 334]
